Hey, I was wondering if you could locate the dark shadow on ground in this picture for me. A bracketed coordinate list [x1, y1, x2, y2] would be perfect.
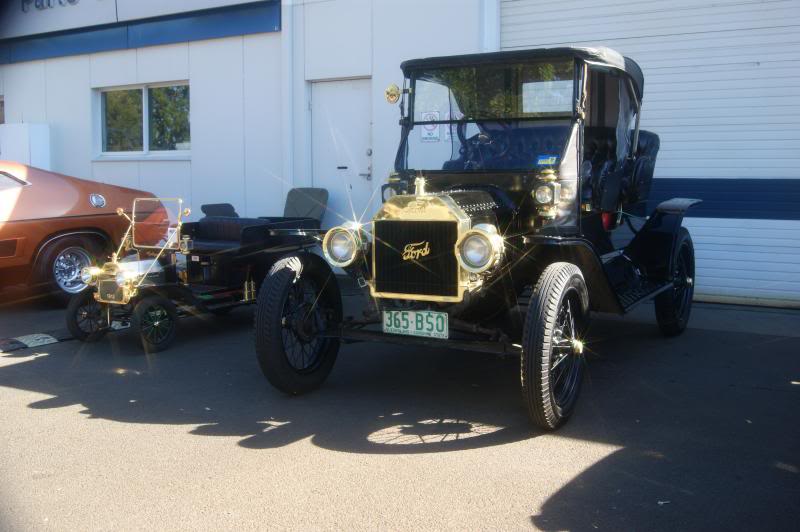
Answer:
[0, 305, 798, 528]
[532, 317, 800, 531]
[0, 306, 533, 453]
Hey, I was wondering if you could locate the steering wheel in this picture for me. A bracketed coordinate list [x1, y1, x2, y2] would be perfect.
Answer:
[457, 123, 482, 170]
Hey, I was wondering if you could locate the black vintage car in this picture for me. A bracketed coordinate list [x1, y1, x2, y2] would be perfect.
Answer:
[253, 47, 699, 430]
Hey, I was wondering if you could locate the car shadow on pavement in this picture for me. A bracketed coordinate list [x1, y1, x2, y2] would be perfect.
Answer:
[1, 306, 798, 529]
[530, 317, 800, 531]
[0, 306, 535, 453]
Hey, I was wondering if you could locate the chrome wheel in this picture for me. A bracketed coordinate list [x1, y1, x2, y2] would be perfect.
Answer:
[53, 246, 93, 294]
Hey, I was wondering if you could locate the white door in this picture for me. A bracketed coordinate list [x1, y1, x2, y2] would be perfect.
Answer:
[311, 79, 374, 229]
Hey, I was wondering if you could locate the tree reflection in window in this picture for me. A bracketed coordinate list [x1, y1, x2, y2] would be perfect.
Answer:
[149, 86, 190, 151]
[102, 89, 143, 152]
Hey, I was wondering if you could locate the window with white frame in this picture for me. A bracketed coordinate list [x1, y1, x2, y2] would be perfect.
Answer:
[101, 83, 190, 153]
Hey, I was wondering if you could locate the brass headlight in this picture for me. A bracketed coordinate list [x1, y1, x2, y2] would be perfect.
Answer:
[322, 225, 364, 268]
[455, 224, 504, 274]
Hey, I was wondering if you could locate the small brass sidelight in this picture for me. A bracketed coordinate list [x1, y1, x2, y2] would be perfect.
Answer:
[385, 83, 401, 104]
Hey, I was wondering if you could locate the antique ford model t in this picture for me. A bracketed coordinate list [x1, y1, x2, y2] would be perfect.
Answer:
[254, 47, 699, 430]
[67, 191, 326, 353]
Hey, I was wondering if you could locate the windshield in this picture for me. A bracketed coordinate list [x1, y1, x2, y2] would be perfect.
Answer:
[401, 59, 575, 172]
[132, 198, 182, 249]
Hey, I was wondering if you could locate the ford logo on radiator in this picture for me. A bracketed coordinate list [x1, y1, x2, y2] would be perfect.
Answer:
[402, 241, 430, 261]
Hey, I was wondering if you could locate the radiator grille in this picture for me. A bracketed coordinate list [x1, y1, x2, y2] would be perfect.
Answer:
[373, 220, 458, 297]
[97, 278, 125, 303]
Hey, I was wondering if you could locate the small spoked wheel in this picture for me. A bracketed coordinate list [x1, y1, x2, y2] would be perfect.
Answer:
[66, 290, 109, 342]
[255, 254, 342, 394]
[522, 262, 590, 431]
[132, 295, 178, 353]
[655, 227, 695, 336]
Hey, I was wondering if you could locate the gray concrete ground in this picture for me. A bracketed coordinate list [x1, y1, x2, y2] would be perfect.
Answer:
[0, 290, 798, 531]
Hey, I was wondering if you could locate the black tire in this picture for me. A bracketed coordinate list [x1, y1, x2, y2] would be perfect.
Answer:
[132, 295, 178, 353]
[65, 290, 109, 342]
[655, 227, 695, 337]
[254, 254, 343, 395]
[521, 262, 590, 431]
[37, 236, 105, 304]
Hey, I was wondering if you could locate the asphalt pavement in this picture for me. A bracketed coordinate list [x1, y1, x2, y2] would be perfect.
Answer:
[0, 289, 798, 531]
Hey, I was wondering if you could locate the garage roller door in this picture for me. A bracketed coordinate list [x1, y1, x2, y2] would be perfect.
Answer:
[501, 0, 800, 307]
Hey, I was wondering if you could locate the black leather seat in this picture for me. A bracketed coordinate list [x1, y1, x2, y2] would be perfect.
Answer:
[191, 217, 271, 253]
[185, 188, 329, 254]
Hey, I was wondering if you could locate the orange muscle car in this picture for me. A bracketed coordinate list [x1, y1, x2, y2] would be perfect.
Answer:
[0, 161, 155, 301]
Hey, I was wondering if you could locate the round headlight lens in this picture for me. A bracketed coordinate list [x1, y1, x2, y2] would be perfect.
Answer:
[460, 233, 492, 269]
[534, 185, 554, 204]
[80, 267, 95, 285]
[324, 228, 360, 267]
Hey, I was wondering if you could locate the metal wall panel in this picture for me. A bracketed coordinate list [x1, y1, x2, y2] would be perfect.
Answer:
[500, 0, 800, 306]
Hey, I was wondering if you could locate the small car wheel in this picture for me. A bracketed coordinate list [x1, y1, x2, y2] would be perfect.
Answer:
[39, 236, 103, 304]
[655, 227, 695, 337]
[521, 262, 590, 431]
[65, 290, 109, 343]
[254, 254, 342, 395]
[132, 295, 178, 353]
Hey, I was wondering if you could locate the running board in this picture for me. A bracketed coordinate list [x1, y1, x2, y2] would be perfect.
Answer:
[619, 281, 674, 312]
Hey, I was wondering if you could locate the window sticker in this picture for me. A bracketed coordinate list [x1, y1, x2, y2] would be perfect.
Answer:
[536, 155, 558, 166]
[522, 80, 573, 114]
[420, 111, 440, 142]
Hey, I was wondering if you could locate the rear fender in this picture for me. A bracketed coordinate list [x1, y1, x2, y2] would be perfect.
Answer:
[626, 198, 701, 281]
[523, 237, 624, 314]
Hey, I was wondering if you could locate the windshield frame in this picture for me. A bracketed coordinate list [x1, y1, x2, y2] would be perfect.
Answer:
[396, 58, 583, 174]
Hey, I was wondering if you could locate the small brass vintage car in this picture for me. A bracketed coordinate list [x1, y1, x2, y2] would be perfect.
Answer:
[253, 47, 699, 430]
[67, 191, 327, 352]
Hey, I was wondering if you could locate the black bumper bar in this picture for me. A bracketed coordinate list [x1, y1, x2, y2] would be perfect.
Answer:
[322, 326, 522, 356]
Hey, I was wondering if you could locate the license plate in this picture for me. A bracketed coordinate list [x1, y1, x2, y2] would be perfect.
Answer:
[382, 310, 449, 339]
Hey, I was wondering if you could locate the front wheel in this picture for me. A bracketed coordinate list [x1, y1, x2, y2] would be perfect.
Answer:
[254, 254, 342, 395]
[655, 227, 695, 336]
[521, 262, 590, 431]
[132, 295, 178, 353]
[66, 290, 109, 342]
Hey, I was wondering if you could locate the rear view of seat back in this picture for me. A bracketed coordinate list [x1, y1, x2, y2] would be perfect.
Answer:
[283, 188, 328, 226]
[628, 130, 660, 213]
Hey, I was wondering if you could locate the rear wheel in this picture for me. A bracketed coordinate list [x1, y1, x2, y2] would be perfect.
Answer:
[655, 227, 695, 337]
[39, 236, 105, 304]
[132, 295, 178, 353]
[521, 262, 589, 431]
[66, 290, 109, 342]
[254, 254, 342, 395]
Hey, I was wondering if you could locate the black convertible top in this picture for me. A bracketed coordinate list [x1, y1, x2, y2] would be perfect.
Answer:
[401, 46, 644, 100]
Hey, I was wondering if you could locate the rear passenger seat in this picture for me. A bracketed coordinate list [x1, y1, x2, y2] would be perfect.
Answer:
[191, 217, 271, 253]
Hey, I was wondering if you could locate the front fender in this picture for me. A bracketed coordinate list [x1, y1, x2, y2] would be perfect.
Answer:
[523, 236, 624, 314]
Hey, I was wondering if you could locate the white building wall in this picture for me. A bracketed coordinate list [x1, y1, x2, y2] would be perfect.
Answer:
[0, 0, 495, 222]
[0, 33, 283, 219]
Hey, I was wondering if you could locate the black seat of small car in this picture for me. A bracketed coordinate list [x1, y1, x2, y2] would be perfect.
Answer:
[187, 188, 328, 254]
